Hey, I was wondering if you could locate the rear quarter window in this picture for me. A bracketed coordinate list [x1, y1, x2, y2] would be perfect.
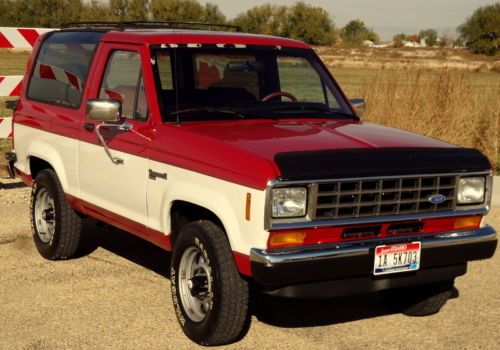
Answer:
[27, 31, 104, 108]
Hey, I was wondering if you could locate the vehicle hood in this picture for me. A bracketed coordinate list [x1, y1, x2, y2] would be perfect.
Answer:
[151, 119, 462, 189]
[178, 119, 454, 159]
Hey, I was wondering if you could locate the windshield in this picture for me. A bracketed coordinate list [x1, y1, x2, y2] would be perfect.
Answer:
[151, 46, 354, 122]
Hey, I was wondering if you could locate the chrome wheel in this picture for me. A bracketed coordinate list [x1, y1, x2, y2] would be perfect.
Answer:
[34, 187, 56, 244]
[178, 246, 213, 322]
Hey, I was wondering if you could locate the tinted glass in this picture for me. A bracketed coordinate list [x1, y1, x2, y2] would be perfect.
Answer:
[27, 31, 103, 108]
[153, 47, 351, 121]
[99, 50, 147, 121]
[278, 56, 339, 108]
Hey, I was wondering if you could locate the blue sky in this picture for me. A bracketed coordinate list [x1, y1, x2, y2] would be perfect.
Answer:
[201, 0, 495, 40]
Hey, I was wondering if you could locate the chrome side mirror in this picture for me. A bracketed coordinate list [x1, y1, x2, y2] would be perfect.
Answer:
[349, 98, 365, 117]
[86, 99, 122, 122]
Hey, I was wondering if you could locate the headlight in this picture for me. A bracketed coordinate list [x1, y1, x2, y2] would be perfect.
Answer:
[272, 187, 307, 217]
[457, 177, 485, 204]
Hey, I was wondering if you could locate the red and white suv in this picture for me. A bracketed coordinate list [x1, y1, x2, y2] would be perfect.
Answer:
[5, 22, 497, 346]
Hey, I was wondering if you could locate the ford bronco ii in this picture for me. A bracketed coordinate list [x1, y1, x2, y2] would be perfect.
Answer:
[5, 22, 497, 345]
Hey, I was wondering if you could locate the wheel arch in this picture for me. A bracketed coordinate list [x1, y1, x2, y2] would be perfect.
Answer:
[170, 200, 226, 246]
[25, 141, 71, 192]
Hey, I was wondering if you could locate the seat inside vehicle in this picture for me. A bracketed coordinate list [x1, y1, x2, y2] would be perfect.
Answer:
[162, 87, 257, 110]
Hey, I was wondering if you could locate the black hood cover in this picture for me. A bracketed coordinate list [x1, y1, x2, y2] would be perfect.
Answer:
[274, 147, 491, 181]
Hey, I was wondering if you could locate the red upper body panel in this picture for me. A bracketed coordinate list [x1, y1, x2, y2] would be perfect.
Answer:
[101, 29, 310, 49]
[145, 118, 455, 188]
[15, 29, 458, 190]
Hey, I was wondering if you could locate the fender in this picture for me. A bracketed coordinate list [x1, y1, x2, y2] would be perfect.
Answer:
[25, 138, 78, 197]
[165, 181, 245, 253]
[148, 170, 269, 255]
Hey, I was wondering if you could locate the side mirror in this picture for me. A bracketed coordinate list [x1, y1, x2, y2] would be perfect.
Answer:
[349, 98, 365, 117]
[86, 99, 122, 122]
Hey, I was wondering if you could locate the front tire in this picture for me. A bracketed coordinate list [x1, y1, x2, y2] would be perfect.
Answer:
[170, 221, 249, 346]
[381, 279, 454, 316]
[31, 169, 83, 260]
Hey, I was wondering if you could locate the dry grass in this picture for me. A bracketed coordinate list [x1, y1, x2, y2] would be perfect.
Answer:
[317, 47, 500, 72]
[0, 138, 12, 177]
[339, 68, 499, 172]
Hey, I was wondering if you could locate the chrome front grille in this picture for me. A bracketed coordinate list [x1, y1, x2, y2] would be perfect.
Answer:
[314, 175, 456, 220]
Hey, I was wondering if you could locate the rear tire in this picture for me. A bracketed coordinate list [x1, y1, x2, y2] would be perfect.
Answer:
[381, 280, 454, 316]
[170, 220, 249, 346]
[31, 169, 83, 260]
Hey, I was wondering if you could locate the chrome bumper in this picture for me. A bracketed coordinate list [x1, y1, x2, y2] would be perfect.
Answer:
[250, 226, 497, 287]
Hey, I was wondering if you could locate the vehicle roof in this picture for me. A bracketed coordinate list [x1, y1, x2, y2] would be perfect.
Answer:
[96, 29, 311, 49]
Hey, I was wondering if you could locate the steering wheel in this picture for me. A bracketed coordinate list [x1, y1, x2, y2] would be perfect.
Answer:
[261, 91, 298, 102]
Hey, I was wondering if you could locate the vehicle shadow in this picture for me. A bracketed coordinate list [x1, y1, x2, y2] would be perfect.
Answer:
[78, 221, 411, 329]
[0, 180, 26, 190]
[252, 292, 392, 328]
[77, 220, 171, 278]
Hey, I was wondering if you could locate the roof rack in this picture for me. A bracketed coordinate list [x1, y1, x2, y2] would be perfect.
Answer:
[61, 21, 241, 32]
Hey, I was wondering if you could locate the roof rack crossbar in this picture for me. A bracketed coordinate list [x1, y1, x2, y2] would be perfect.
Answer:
[61, 21, 241, 32]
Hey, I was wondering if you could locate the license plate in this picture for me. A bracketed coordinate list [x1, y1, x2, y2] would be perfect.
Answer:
[373, 242, 421, 275]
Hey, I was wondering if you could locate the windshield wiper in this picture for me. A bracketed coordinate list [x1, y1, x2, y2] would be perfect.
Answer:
[170, 107, 279, 122]
[271, 104, 357, 120]
[171, 108, 247, 122]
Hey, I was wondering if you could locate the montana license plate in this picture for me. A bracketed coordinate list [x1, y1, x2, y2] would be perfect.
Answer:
[373, 242, 421, 275]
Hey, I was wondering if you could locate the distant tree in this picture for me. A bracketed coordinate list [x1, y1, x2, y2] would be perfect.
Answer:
[233, 2, 335, 45]
[453, 37, 464, 48]
[285, 2, 335, 45]
[13, 0, 83, 27]
[458, 3, 500, 56]
[203, 3, 226, 24]
[340, 19, 372, 46]
[110, 0, 149, 21]
[393, 33, 407, 47]
[150, 0, 204, 21]
[232, 4, 287, 37]
[81, 0, 114, 22]
[367, 30, 380, 44]
[0, 0, 14, 26]
[418, 28, 438, 46]
[128, 0, 149, 20]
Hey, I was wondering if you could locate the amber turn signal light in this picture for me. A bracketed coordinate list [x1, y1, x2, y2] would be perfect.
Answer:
[268, 231, 306, 248]
[454, 216, 482, 230]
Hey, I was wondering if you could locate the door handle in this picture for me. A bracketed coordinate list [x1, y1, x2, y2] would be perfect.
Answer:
[83, 123, 95, 132]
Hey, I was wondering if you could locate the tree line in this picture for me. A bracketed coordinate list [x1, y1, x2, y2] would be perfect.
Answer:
[0, 0, 497, 55]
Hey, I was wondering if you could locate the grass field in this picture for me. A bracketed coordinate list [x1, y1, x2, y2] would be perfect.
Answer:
[1, 48, 499, 171]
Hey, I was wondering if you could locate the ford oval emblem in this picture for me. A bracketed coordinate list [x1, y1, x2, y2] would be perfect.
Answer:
[428, 194, 446, 204]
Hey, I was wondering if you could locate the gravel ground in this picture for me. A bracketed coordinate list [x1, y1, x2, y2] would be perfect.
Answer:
[1, 177, 499, 350]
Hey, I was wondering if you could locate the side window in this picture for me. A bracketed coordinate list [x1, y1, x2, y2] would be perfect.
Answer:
[277, 56, 338, 108]
[99, 50, 148, 121]
[27, 31, 103, 108]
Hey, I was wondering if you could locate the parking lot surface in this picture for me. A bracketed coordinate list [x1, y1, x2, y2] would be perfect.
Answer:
[1, 178, 499, 349]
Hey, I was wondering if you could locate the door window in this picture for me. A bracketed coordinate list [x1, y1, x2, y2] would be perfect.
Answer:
[99, 50, 148, 121]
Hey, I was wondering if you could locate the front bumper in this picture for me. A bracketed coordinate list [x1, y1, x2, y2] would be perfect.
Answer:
[250, 226, 497, 298]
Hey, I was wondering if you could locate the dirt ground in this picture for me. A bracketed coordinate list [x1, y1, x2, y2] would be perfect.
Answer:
[1, 177, 499, 350]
